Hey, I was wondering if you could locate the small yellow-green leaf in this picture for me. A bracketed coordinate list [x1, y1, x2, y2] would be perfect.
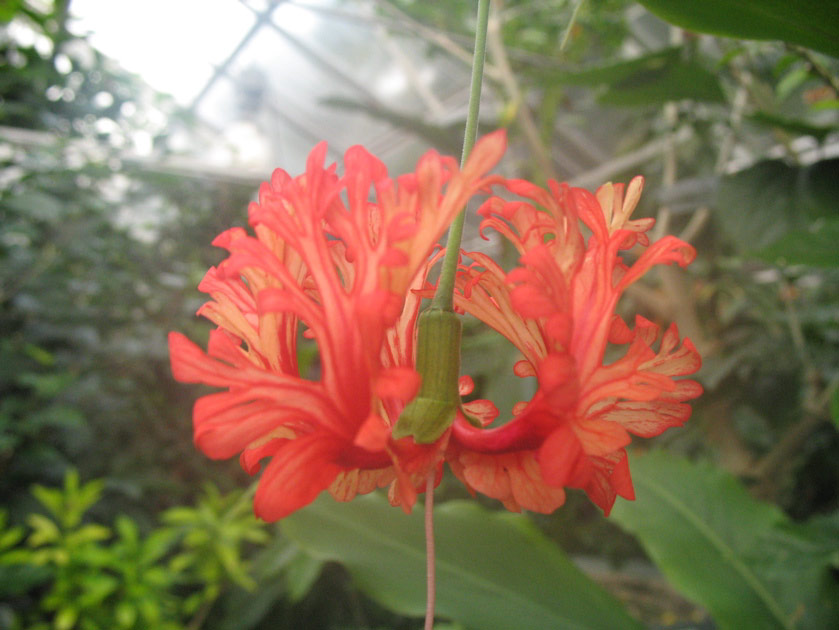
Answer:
[55, 606, 78, 630]
[31, 485, 64, 520]
[26, 514, 60, 547]
[116, 602, 137, 628]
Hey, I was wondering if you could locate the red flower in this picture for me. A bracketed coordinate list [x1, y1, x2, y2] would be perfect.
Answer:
[448, 176, 702, 515]
[169, 132, 505, 521]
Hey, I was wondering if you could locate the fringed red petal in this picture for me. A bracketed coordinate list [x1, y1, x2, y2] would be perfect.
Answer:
[252, 435, 343, 521]
[452, 173, 701, 516]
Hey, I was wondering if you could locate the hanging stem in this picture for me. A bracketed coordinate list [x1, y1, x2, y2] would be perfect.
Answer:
[423, 470, 437, 630]
[431, 0, 490, 312]
[422, 5, 490, 630]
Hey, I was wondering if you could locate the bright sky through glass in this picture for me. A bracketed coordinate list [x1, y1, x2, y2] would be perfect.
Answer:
[69, 0, 259, 103]
[64, 0, 466, 174]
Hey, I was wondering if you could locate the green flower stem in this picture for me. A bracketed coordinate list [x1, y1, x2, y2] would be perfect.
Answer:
[419, 7, 489, 630]
[395, 0, 491, 447]
[431, 0, 490, 313]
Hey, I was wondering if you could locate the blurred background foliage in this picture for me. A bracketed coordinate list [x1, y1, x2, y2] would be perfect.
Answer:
[1, 0, 837, 629]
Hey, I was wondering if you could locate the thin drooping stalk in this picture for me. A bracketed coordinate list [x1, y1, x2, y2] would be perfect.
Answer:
[423, 5, 490, 629]
[423, 470, 437, 630]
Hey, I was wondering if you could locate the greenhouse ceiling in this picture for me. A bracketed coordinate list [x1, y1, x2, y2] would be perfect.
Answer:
[68, 0, 480, 179]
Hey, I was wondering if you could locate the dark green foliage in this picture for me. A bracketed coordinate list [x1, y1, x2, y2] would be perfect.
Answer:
[612, 452, 839, 630]
[638, 0, 839, 58]
[541, 46, 727, 106]
[0, 471, 326, 630]
[715, 159, 839, 254]
[284, 494, 645, 630]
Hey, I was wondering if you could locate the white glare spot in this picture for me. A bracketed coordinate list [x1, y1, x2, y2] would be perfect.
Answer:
[93, 91, 114, 108]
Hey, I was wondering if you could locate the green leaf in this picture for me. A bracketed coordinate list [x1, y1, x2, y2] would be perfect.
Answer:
[23, 344, 55, 366]
[142, 528, 179, 565]
[74, 478, 106, 519]
[747, 111, 838, 142]
[751, 512, 839, 629]
[0, 0, 24, 22]
[0, 525, 25, 552]
[611, 451, 839, 630]
[213, 539, 255, 589]
[547, 48, 678, 85]
[283, 494, 642, 630]
[160, 506, 196, 526]
[754, 218, 839, 268]
[31, 485, 65, 520]
[115, 515, 139, 547]
[4, 191, 65, 222]
[116, 601, 138, 628]
[637, 0, 839, 58]
[544, 47, 725, 106]
[830, 388, 839, 430]
[716, 160, 800, 250]
[68, 523, 111, 546]
[17, 372, 76, 398]
[811, 99, 839, 111]
[26, 513, 61, 547]
[76, 573, 119, 607]
[54, 606, 78, 630]
[0, 563, 52, 597]
[283, 546, 324, 603]
[775, 65, 812, 102]
[216, 537, 323, 630]
[715, 158, 839, 257]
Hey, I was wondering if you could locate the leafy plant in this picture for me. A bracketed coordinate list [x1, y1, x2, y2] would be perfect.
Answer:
[24, 471, 180, 630]
[0, 471, 308, 630]
[611, 451, 839, 630]
[283, 494, 644, 630]
[162, 483, 269, 621]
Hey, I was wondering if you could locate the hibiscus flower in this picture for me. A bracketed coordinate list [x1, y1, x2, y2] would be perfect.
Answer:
[170, 132, 701, 522]
[447, 175, 702, 515]
[169, 132, 505, 520]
